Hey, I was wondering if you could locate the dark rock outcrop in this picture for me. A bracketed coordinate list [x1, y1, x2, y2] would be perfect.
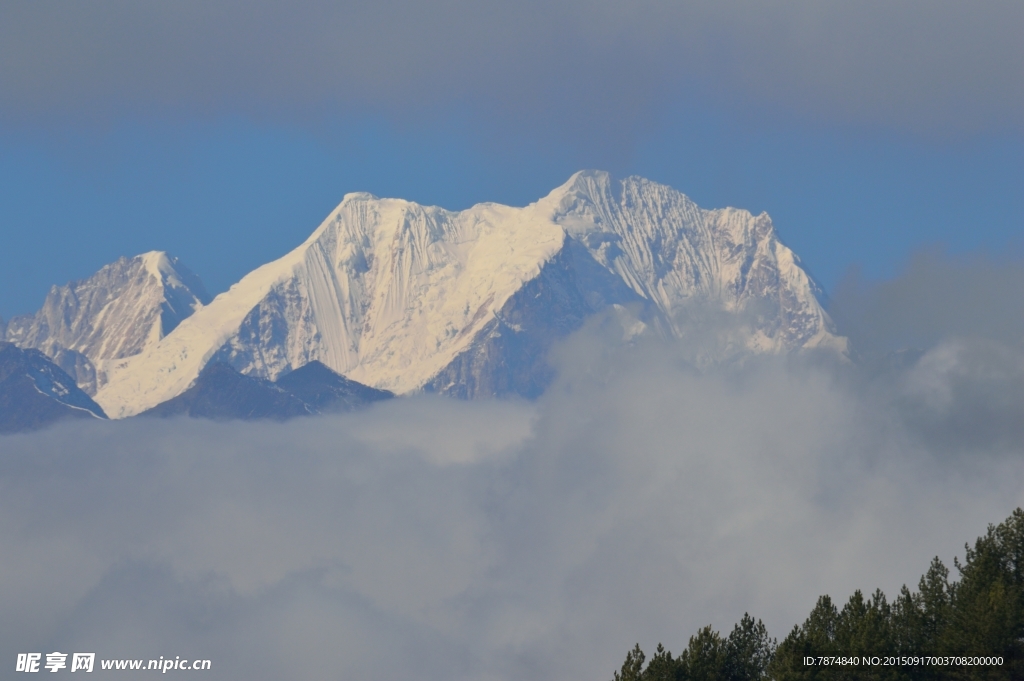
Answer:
[275, 361, 393, 412]
[139, 362, 311, 421]
[0, 342, 107, 433]
[140, 361, 393, 422]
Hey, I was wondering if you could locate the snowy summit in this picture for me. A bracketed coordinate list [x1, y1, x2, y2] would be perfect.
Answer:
[17, 172, 844, 418]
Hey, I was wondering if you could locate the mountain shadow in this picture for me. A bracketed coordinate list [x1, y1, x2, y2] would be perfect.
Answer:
[139, 361, 392, 422]
[0, 342, 107, 433]
[274, 360, 393, 412]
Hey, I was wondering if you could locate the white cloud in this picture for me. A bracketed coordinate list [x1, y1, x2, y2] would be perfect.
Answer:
[1, 323, 1022, 679]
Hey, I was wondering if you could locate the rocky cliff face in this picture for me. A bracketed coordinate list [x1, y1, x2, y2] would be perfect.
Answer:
[0, 342, 107, 433]
[548, 172, 841, 353]
[93, 171, 847, 418]
[423, 172, 848, 396]
[4, 252, 209, 394]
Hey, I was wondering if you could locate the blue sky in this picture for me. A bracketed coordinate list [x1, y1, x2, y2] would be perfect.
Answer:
[1, 1, 1022, 318]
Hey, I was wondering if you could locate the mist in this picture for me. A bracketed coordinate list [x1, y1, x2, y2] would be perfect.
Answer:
[2, 304, 1023, 678]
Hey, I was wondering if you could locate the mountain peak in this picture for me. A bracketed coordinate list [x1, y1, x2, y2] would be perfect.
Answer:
[275, 361, 393, 413]
[140, 250, 173, 273]
[342, 191, 380, 202]
[92, 174, 847, 418]
[140, 250, 183, 282]
[563, 168, 614, 187]
[4, 252, 210, 395]
[544, 169, 615, 204]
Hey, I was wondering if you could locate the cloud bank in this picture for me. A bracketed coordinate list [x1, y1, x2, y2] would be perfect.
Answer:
[2, 308, 1023, 679]
[2, 1, 1021, 137]
[830, 251, 1024, 356]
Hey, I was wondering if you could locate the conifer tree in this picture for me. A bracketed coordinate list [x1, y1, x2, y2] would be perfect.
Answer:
[611, 509, 1024, 681]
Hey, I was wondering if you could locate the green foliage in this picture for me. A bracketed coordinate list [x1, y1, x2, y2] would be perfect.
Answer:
[725, 615, 776, 681]
[643, 644, 681, 681]
[615, 644, 646, 681]
[944, 508, 1024, 680]
[612, 509, 1024, 681]
[770, 591, 906, 681]
[611, 615, 776, 681]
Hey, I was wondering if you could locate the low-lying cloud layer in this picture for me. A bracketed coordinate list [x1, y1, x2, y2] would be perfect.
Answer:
[2, 1, 1022, 137]
[2, 304, 1023, 679]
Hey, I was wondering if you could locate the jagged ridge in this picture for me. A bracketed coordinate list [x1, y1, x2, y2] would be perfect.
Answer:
[4, 252, 209, 394]
[92, 171, 847, 418]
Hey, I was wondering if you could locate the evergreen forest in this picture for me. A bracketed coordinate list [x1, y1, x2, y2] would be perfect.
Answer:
[612, 508, 1024, 681]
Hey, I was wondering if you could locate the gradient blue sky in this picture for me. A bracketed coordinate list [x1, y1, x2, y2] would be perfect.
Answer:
[1, 1, 1021, 319]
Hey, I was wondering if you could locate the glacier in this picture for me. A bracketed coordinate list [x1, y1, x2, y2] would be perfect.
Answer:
[89, 171, 846, 418]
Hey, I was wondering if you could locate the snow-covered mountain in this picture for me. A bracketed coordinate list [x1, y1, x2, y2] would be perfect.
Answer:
[4, 252, 209, 394]
[94, 171, 847, 418]
[0, 342, 107, 433]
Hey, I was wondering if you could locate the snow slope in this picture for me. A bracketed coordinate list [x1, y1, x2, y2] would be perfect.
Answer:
[94, 172, 847, 418]
[5, 252, 209, 394]
[546, 172, 844, 353]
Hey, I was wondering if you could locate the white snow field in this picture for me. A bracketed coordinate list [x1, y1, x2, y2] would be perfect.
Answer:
[93, 171, 846, 418]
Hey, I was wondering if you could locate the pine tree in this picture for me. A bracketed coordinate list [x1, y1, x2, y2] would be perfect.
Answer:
[678, 626, 726, 681]
[610, 509, 1024, 681]
[944, 509, 1024, 680]
[615, 644, 646, 681]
